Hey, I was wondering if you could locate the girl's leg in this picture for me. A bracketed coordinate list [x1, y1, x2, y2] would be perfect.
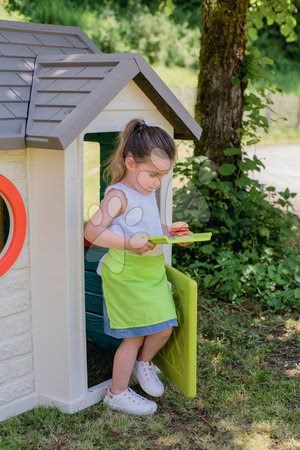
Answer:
[137, 327, 173, 362]
[111, 335, 145, 394]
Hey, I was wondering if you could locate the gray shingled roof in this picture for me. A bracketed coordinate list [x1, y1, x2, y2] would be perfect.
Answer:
[0, 19, 100, 149]
[0, 20, 201, 150]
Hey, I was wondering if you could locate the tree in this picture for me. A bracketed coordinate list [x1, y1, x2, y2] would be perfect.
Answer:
[194, 0, 249, 166]
[194, 0, 298, 166]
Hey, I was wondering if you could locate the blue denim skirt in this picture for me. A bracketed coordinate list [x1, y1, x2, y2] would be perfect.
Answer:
[103, 301, 178, 339]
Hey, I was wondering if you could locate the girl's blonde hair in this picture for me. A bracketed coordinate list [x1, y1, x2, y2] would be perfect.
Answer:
[104, 118, 176, 184]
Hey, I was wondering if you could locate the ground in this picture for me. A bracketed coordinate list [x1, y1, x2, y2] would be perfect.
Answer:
[0, 296, 299, 450]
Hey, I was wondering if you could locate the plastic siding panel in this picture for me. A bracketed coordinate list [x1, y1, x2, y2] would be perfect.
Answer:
[0, 57, 35, 71]
[84, 246, 107, 271]
[28, 46, 65, 56]
[27, 122, 57, 135]
[86, 313, 120, 349]
[35, 92, 85, 106]
[0, 87, 29, 102]
[0, 72, 31, 86]
[58, 47, 89, 55]
[39, 66, 112, 79]
[85, 291, 103, 315]
[0, 104, 14, 119]
[2, 102, 28, 118]
[39, 66, 88, 78]
[61, 35, 87, 49]
[32, 106, 74, 121]
[37, 79, 96, 92]
[0, 118, 25, 134]
[0, 32, 8, 43]
[84, 271, 103, 295]
[30, 33, 82, 47]
[0, 43, 36, 57]
[1, 30, 44, 45]
[77, 80, 100, 91]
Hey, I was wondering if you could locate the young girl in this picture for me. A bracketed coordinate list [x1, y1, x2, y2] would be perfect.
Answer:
[84, 118, 190, 416]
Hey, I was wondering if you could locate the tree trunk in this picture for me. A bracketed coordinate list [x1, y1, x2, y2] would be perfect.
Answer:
[194, 0, 249, 166]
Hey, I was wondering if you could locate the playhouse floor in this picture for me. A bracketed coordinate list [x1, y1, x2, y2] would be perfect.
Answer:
[86, 340, 116, 388]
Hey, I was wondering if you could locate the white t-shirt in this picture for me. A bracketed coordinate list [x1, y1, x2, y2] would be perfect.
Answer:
[96, 181, 163, 275]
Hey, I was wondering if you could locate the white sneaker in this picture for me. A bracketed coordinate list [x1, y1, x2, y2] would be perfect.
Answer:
[103, 387, 157, 415]
[132, 360, 165, 397]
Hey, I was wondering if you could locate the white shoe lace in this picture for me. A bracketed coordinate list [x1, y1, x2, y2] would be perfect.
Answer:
[126, 388, 148, 403]
[141, 362, 161, 384]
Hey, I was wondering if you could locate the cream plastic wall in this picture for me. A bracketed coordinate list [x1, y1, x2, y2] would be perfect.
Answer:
[0, 149, 35, 421]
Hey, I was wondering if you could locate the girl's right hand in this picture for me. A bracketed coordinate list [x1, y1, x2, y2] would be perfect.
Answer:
[125, 232, 156, 255]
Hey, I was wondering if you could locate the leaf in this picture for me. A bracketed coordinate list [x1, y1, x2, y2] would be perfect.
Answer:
[248, 27, 258, 41]
[235, 175, 252, 187]
[285, 16, 296, 28]
[223, 148, 242, 156]
[218, 164, 236, 176]
[231, 76, 241, 86]
[258, 227, 270, 239]
[262, 56, 273, 65]
[267, 297, 283, 310]
[238, 159, 258, 171]
[280, 24, 291, 37]
[194, 155, 208, 164]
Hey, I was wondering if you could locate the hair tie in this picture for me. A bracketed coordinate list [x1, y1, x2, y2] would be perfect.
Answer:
[133, 122, 149, 134]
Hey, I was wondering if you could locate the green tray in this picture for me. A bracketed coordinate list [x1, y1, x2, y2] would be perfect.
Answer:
[148, 232, 212, 244]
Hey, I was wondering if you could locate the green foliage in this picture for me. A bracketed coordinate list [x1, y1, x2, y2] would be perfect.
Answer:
[172, 152, 300, 312]
[247, 0, 300, 92]
[4, 0, 300, 89]
[85, 1, 200, 68]
[4, 0, 200, 69]
[248, 0, 298, 43]
[171, 0, 300, 314]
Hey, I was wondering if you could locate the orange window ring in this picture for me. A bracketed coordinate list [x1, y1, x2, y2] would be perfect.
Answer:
[0, 175, 27, 277]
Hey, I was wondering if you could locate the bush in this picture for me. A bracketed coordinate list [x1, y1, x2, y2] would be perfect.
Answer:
[172, 149, 300, 312]
[6, 0, 200, 69]
[84, 1, 200, 68]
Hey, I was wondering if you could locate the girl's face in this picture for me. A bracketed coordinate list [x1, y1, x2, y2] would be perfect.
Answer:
[124, 151, 174, 194]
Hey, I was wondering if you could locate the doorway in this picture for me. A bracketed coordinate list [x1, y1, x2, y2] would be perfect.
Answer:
[83, 132, 121, 388]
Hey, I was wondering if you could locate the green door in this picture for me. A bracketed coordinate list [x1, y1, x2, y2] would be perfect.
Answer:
[155, 265, 198, 398]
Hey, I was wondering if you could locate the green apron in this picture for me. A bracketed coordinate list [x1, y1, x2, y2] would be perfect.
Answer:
[101, 249, 177, 329]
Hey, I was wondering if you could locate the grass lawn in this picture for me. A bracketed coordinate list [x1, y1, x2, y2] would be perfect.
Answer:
[0, 297, 299, 450]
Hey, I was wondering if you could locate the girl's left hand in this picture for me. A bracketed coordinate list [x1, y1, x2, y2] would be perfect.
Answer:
[170, 221, 193, 247]
[175, 230, 193, 247]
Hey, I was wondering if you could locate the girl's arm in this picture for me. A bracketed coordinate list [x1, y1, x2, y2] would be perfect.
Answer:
[84, 189, 156, 254]
[85, 189, 127, 249]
